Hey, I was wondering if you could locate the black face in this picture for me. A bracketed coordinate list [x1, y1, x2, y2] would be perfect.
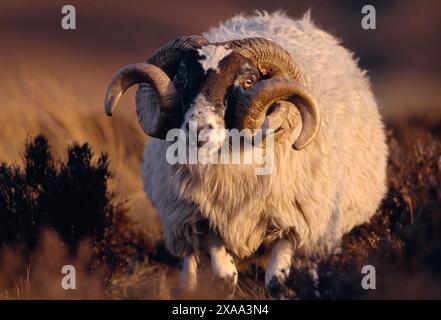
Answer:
[173, 48, 261, 129]
[174, 50, 206, 109]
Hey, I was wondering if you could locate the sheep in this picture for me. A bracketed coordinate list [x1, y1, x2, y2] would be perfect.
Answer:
[104, 11, 388, 297]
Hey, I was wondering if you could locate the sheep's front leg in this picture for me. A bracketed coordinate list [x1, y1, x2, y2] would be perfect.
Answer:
[202, 232, 238, 295]
[179, 253, 198, 292]
[265, 239, 294, 299]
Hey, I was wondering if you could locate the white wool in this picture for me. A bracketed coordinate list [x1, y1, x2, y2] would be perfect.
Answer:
[197, 45, 232, 72]
[140, 11, 388, 260]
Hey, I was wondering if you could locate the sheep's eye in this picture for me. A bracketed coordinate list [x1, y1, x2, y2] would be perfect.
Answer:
[243, 79, 254, 88]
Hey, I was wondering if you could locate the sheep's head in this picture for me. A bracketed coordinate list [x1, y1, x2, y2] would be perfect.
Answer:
[105, 36, 321, 151]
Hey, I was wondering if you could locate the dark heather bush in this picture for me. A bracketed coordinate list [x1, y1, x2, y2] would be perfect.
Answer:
[0, 135, 107, 248]
[0, 135, 152, 272]
[290, 128, 441, 299]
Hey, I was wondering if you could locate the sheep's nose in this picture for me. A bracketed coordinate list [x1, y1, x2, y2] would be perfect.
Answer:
[196, 124, 214, 147]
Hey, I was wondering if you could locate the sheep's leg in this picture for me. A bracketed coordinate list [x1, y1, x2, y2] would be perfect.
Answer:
[202, 232, 238, 296]
[265, 239, 294, 299]
[179, 253, 199, 292]
[308, 261, 321, 298]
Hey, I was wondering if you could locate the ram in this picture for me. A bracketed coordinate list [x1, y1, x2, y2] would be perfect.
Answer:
[104, 12, 388, 297]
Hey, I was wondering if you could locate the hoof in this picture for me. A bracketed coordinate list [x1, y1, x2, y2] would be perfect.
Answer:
[216, 272, 238, 299]
[267, 275, 296, 300]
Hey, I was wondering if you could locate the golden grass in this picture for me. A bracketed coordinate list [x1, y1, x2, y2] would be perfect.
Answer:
[108, 263, 171, 299]
[0, 266, 31, 300]
[0, 69, 160, 237]
[0, 70, 166, 299]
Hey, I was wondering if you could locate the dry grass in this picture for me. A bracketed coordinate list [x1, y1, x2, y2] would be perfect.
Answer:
[108, 263, 171, 300]
[0, 69, 159, 237]
[0, 266, 31, 300]
[0, 231, 107, 299]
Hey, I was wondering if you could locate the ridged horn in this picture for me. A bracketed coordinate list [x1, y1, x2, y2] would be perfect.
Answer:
[235, 77, 321, 150]
[224, 37, 321, 149]
[104, 36, 209, 139]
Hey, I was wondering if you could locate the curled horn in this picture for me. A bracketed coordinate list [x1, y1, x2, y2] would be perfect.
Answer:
[224, 38, 321, 149]
[104, 36, 209, 139]
[235, 77, 320, 150]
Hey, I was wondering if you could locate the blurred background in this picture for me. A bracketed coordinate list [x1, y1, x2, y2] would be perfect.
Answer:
[0, 0, 440, 238]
